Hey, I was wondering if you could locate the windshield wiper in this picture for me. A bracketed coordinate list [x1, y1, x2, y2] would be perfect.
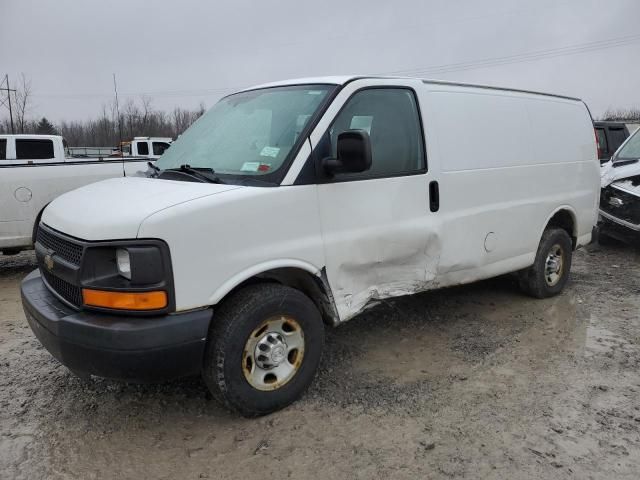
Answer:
[161, 164, 225, 183]
[235, 177, 278, 187]
[612, 158, 639, 168]
[146, 161, 160, 177]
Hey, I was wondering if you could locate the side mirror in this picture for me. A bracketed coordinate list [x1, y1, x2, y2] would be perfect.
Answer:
[323, 130, 372, 175]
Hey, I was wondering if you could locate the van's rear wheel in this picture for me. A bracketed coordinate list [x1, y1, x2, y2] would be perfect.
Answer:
[519, 228, 572, 298]
[202, 283, 324, 417]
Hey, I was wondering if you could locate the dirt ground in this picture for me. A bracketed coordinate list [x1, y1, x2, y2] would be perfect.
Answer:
[1, 242, 639, 480]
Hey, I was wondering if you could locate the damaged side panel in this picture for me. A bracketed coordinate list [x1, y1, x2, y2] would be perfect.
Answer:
[316, 175, 442, 322]
[331, 233, 441, 321]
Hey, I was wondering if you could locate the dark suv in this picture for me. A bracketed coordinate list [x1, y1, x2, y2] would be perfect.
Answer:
[594, 121, 630, 163]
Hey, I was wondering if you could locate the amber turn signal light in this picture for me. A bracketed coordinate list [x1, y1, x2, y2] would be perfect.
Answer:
[82, 289, 167, 311]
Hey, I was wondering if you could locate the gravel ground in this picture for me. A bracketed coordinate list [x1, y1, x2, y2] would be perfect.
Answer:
[1, 243, 639, 479]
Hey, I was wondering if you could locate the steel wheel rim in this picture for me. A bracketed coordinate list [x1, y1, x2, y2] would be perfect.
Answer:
[544, 244, 564, 287]
[242, 315, 305, 391]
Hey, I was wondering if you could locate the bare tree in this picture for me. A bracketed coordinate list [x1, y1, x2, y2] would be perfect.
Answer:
[3, 88, 207, 145]
[140, 95, 153, 132]
[601, 108, 640, 122]
[14, 73, 33, 133]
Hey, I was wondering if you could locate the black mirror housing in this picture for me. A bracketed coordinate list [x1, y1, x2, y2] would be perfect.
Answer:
[323, 130, 372, 175]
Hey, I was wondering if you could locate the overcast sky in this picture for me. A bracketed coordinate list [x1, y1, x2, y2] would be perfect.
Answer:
[1, 0, 639, 123]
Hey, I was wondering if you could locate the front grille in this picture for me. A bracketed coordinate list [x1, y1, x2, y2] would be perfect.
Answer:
[36, 226, 83, 266]
[600, 186, 640, 226]
[41, 268, 83, 307]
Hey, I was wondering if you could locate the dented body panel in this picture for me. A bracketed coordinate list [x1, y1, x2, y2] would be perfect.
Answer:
[307, 78, 599, 321]
[317, 174, 441, 321]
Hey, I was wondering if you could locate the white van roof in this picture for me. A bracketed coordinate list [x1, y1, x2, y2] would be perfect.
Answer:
[243, 75, 582, 102]
[0, 134, 63, 140]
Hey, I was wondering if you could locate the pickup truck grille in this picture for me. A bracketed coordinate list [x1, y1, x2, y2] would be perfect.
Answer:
[41, 268, 83, 307]
[600, 185, 640, 226]
[36, 226, 83, 266]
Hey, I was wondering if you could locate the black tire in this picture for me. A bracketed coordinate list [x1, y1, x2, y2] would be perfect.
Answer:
[202, 283, 324, 417]
[519, 228, 573, 299]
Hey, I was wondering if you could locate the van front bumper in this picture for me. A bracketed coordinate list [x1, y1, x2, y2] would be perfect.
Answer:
[21, 269, 212, 381]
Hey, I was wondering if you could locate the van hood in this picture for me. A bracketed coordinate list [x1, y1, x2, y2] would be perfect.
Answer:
[42, 177, 242, 240]
[601, 160, 640, 188]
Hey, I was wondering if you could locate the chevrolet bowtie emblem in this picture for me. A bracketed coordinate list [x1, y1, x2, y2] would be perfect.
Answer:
[44, 254, 54, 271]
[608, 197, 624, 208]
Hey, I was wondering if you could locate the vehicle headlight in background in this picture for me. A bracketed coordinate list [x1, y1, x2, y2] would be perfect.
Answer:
[116, 248, 131, 280]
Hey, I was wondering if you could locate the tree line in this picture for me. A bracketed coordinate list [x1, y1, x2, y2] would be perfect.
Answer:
[601, 108, 640, 123]
[53, 99, 206, 147]
[1, 74, 206, 147]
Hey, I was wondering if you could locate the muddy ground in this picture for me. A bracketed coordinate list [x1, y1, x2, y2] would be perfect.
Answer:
[1, 243, 639, 479]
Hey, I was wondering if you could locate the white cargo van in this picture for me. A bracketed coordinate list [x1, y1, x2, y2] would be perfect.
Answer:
[21, 76, 600, 416]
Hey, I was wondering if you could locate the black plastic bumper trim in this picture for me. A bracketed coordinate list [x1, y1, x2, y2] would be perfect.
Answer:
[21, 269, 212, 381]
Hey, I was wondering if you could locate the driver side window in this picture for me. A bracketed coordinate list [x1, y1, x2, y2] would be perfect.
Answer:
[328, 88, 425, 179]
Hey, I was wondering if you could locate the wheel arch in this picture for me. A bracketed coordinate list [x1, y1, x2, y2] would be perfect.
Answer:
[31, 202, 51, 245]
[208, 260, 340, 326]
[540, 206, 578, 250]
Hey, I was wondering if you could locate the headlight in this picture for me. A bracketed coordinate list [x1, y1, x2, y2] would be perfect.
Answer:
[116, 248, 131, 280]
[80, 241, 173, 313]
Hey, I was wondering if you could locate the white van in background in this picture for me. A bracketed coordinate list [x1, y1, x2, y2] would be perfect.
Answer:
[21, 76, 600, 416]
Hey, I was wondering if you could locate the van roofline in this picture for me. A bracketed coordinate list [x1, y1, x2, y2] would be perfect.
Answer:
[418, 78, 582, 102]
[242, 75, 582, 103]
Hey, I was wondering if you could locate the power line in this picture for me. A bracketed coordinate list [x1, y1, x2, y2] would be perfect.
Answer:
[381, 33, 640, 77]
[25, 32, 640, 102]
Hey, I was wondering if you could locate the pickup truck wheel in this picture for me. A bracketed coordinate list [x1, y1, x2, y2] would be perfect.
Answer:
[202, 283, 324, 417]
[519, 228, 572, 298]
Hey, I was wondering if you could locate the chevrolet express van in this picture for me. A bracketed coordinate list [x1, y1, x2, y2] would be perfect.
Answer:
[21, 76, 600, 416]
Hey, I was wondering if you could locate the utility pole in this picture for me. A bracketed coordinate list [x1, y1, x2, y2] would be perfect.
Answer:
[113, 73, 122, 148]
[1, 74, 16, 133]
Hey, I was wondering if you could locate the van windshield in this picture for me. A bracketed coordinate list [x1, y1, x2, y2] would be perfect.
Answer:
[155, 85, 334, 179]
[615, 129, 640, 162]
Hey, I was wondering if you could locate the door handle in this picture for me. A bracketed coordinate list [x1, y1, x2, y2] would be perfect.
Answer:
[429, 181, 439, 212]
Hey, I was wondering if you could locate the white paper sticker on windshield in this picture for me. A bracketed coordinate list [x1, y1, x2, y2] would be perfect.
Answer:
[308, 90, 324, 95]
[350, 116, 373, 134]
[240, 162, 260, 172]
[260, 146, 280, 158]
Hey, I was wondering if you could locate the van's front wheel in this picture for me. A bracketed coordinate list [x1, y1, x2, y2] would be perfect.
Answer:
[202, 284, 324, 417]
[519, 228, 573, 298]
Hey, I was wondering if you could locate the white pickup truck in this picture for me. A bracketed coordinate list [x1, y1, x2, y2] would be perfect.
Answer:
[118, 137, 173, 159]
[0, 134, 151, 255]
